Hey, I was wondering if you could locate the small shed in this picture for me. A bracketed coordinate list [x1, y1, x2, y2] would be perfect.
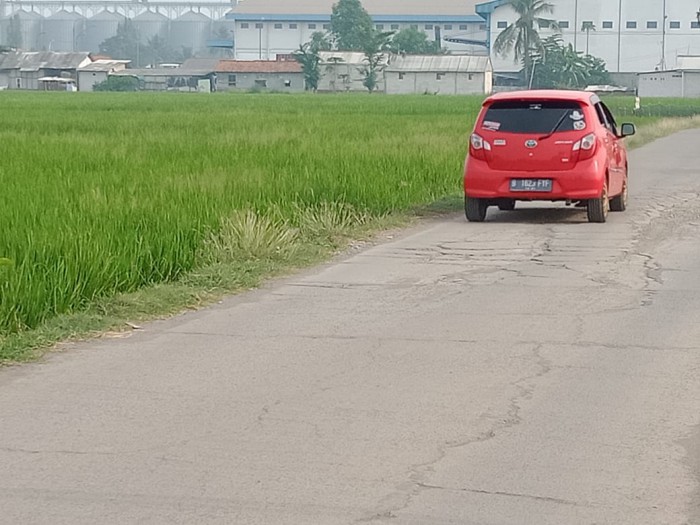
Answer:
[637, 55, 700, 98]
[384, 55, 493, 95]
[0, 51, 91, 90]
[77, 60, 130, 91]
[317, 51, 387, 93]
[215, 60, 304, 92]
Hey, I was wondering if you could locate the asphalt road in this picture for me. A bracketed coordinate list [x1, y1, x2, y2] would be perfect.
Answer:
[1, 131, 700, 525]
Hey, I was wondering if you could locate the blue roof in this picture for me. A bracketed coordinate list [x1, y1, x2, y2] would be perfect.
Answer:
[476, 0, 509, 16]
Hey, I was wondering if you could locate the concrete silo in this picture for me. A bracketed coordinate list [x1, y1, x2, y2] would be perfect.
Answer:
[132, 10, 168, 44]
[82, 10, 124, 54]
[168, 11, 212, 57]
[1, 10, 43, 51]
[41, 10, 85, 52]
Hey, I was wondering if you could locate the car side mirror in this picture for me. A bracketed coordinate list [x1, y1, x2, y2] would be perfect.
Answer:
[620, 123, 636, 138]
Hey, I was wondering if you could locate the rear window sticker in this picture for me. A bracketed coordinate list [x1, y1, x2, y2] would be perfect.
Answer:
[483, 120, 501, 131]
[573, 120, 586, 130]
[570, 110, 584, 121]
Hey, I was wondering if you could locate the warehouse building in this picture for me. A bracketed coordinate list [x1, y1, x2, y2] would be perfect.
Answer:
[227, 0, 489, 60]
[385, 55, 492, 95]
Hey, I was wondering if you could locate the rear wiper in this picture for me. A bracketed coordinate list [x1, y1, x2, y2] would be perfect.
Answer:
[538, 110, 570, 141]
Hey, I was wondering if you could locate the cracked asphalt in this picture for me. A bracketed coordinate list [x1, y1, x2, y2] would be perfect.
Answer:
[1, 130, 700, 525]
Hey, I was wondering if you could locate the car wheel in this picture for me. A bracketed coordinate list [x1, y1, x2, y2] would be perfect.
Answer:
[465, 196, 488, 222]
[610, 176, 628, 212]
[587, 182, 609, 223]
[497, 199, 516, 211]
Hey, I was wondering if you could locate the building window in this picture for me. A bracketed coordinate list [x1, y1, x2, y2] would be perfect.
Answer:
[692, 21, 700, 29]
[670, 21, 681, 29]
[308, 23, 316, 29]
[255, 23, 263, 29]
[558, 21, 569, 29]
[497, 21, 508, 29]
[468, 74, 474, 80]
[228, 74, 236, 87]
[461, 24, 469, 30]
[289, 23, 297, 29]
[478, 24, 486, 30]
[647, 21, 658, 29]
[425, 24, 433, 30]
[391, 24, 399, 30]
[398, 73, 405, 80]
[323, 24, 330, 30]
[284, 80, 291, 87]
[254, 79, 267, 88]
[410, 24, 418, 30]
[376, 24, 384, 30]
[240, 22, 249, 29]
[16, 78, 21, 89]
[444, 24, 452, 30]
[436, 73, 445, 81]
[274, 23, 283, 29]
[626, 21, 637, 29]
[602, 21, 613, 29]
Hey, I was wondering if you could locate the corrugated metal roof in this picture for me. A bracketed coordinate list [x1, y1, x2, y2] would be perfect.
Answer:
[113, 67, 216, 77]
[79, 60, 130, 72]
[216, 60, 302, 73]
[234, 0, 483, 16]
[0, 51, 91, 71]
[181, 58, 221, 70]
[386, 55, 491, 73]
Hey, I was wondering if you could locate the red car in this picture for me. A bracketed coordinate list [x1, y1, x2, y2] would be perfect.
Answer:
[463, 90, 636, 223]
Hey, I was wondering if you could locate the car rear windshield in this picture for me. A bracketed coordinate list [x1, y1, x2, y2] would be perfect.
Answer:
[482, 100, 586, 134]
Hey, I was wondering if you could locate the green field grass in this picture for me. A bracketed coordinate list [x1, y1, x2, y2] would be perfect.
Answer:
[2, 91, 700, 360]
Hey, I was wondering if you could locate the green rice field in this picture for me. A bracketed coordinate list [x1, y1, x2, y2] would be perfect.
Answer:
[1, 92, 699, 350]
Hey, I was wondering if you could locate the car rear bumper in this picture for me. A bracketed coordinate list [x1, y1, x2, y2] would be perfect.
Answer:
[464, 157, 605, 201]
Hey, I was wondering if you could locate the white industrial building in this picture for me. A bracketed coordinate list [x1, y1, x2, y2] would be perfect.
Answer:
[481, 0, 700, 74]
[227, 0, 489, 60]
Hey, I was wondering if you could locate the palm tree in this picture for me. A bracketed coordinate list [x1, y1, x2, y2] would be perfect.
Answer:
[493, 0, 560, 87]
[581, 21, 596, 55]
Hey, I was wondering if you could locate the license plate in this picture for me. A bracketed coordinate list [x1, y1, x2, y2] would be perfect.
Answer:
[510, 179, 553, 192]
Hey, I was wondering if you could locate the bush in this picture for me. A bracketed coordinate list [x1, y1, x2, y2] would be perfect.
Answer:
[93, 76, 140, 92]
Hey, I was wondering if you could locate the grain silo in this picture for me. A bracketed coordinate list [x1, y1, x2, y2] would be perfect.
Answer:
[42, 10, 85, 52]
[1, 10, 43, 51]
[82, 10, 124, 54]
[168, 11, 212, 56]
[132, 10, 169, 44]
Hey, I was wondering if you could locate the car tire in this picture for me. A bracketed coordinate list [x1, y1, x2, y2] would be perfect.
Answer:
[465, 196, 488, 222]
[587, 183, 609, 223]
[610, 176, 628, 212]
[497, 199, 516, 211]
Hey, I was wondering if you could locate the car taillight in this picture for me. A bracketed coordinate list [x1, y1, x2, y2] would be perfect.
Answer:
[573, 133, 597, 159]
[469, 133, 491, 160]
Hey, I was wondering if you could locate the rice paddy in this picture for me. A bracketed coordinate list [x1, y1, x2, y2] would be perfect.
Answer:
[1, 91, 698, 354]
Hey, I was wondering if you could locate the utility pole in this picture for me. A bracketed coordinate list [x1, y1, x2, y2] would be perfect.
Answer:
[617, 0, 623, 72]
[573, 0, 578, 52]
[660, 0, 667, 70]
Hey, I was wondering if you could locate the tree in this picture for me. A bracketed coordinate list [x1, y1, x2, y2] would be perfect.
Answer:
[493, 0, 559, 87]
[5, 15, 22, 49]
[359, 30, 391, 92]
[389, 27, 441, 54]
[580, 21, 595, 55]
[142, 35, 181, 67]
[530, 35, 610, 89]
[99, 19, 141, 66]
[294, 43, 322, 91]
[330, 0, 373, 51]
